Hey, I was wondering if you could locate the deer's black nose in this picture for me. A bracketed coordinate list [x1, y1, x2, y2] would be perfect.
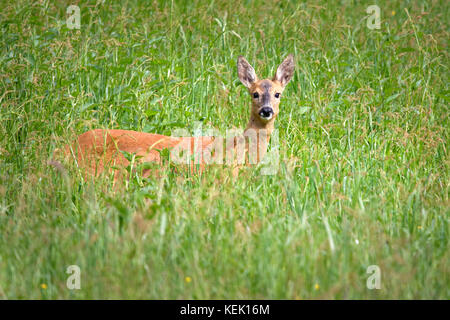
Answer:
[259, 107, 273, 119]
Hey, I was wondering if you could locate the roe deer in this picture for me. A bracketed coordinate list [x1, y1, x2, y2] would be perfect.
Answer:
[56, 55, 295, 180]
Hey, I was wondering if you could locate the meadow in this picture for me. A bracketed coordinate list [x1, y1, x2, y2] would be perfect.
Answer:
[0, 0, 448, 299]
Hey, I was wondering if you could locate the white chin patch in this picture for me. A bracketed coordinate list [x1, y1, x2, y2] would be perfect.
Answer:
[259, 114, 273, 121]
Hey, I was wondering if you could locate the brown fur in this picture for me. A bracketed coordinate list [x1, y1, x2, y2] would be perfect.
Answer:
[55, 55, 295, 181]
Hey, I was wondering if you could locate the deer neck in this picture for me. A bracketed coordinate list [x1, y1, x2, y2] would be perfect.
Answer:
[243, 113, 275, 163]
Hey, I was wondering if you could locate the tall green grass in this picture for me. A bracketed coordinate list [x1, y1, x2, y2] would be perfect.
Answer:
[0, 0, 448, 299]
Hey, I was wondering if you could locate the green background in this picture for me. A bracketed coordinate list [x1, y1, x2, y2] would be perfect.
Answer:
[0, 0, 448, 298]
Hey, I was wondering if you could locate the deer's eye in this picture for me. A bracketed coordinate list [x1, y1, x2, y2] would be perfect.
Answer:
[275, 93, 280, 98]
[253, 92, 259, 99]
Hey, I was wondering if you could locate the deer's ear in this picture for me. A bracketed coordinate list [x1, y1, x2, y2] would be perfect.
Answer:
[274, 54, 295, 87]
[237, 56, 257, 88]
